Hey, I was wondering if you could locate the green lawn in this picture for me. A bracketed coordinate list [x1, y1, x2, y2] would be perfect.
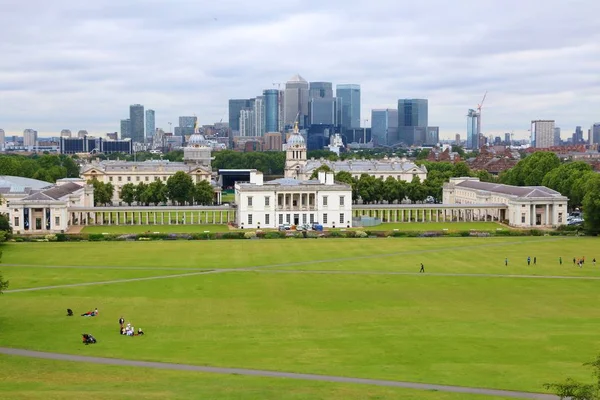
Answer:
[1, 237, 599, 397]
[85, 211, 232, 225]
[0, 355, 515, 400]
[373, 221, 508, 231]
[82, 224, 231, 234]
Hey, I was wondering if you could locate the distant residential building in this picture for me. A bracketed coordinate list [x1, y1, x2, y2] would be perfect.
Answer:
[129, 104, 145, 143]
[0, 129, 5, 151]
[264, 132, 283, 151]
[554, 127, 561, 146]
[337, 84, 361, 130]
[60, 129, 72, 138]
[531, 120, 555, 148]
[263, 89, 280, 133]
[371, 109, 398, 146]
[467, 109, 479, 149]
[120, 119, 131, 139]
[254, 96, 265, 137]
[23, 129, 37, 147]
[284, 74, 309, 128]
[239, 109, 255, 137]
[145, 109, 155, 139]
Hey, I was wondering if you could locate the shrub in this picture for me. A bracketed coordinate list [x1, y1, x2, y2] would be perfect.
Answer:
[138, 237, 151, 241]
[459, 231, 471, 237]
[355, 230, 368, 238]
[329, 231, 343, 238]
[264, 231, 285, 239]
[88, 234, 106, 241]
[55, 233, 67, 242]
[220, 232, 245, 240]
[44, 234, 57, 242]
[530, 229, 543, 236]
[244, 231, 257, 239]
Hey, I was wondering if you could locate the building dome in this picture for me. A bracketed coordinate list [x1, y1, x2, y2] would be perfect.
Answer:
[287, 133, 305, 148]
[187, 134, 207, 147]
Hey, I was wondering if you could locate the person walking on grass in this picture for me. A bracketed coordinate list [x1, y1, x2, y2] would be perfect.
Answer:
[534, 257, 537, 266]
[527, 256, 531, 266]
[505, 258, 508, 266]
[573, 257, 576, 266]
[419, 263, 425, 273]
[559, 257, 562, 266]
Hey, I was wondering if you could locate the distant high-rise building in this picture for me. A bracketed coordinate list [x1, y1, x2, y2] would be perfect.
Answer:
[554, 127, 561, 146]
[455, 133, 461, 145]
[575, 126, 583, 143]
[77, 130, 88, 138]
[176, 116, 197, 137]
[466, 109, 479, 149]
[309, 98, 337, 126]
[336, 84, 361, 130]
[146, 109, 155, 139]
[229, 99, 254, 134]
[239, 109, 255, 137]
[23, 129, 37, 147]
[591, 123, 600, 145]
[309, 82, 333, 100]
[263, 89, 280, 133]
[371, 109, 399, 146]
[284, 74, 309, 128]
[263, 132, 283, 151]
[531, 120, 555, 148]
[504, 132, 511, 144]
[0, 129, 5, 151]
[129, 104, 145, 143]
[120, 119, 131, 139]
[254, 96, 265, 137]
[397, 99, 428, 146]
[60, 129, 72, 138]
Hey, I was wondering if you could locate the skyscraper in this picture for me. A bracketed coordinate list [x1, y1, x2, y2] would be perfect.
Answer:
[309, 82, 333, 100]
[308, 81, 336, 126]
[239, 109, 255, 137]
[575, 126, 583, 143]
[179, 116, 197, 129]
[23, 129, 37, 147]
[591, 123, 600, 145]
[398, 99, 428, 146]
[263, 89, 280, 133]
[284, 74, 309, 128]
[146, 109, 155, 139]
[371, 109, 398, 146]
[504, 132, 511, 144]
[60, 129, 72, 138]
[254, 96, 265, 137]
[0, 129, 5, 151]
[531, 120, 555, 148]
[554, 127, 561, 146]
[229, 99, 254, 134]
[336, 84, 361, 130]
[129, 104, 145, 143]
[467, 109, 478, 149]
[120, 119, 131, 139]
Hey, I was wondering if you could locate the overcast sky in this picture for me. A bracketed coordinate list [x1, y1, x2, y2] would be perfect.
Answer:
[1, 0, 599, 140]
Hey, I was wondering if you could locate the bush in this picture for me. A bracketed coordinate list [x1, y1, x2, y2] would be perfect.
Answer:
[264, 231, 285, 239]
[220, 232, 245, 240]
[244, 231, 257, 239]
[530, 229, 543, 236]
[44, 234, 58, 242]
[55, 233, 67, 242]
[88, 234, 106, 241]
[329, 231, 343, 238]
[459, 231, 471, 237]
[355, 230, 368, 238]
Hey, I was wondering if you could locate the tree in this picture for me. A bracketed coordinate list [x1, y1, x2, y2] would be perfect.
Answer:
[90, 179, 114, 206]
[582, 174, 600, 236]
[310, 165, 333, 180]
[416, 149, 430, 160]
[357, 174, 378, 204]
[193, 180, 214, 205]
[0, 272, 8, 294]
[120, 183, 136, 206]
[542, 162, 593, 209]
[544, 354, 600, 399]
[500, 152, 560, 186]
[406, 176, 427, 203]
[166, 171, 194, 205]
[451, 162, 472, 178]
[307, 150, 339, 161]
[451, 145, 466, 158]
[146, 180, 168, 205]
[135, 182, 148, 205]
[335, 171, 358, 203]
[383, 176, 399, 204]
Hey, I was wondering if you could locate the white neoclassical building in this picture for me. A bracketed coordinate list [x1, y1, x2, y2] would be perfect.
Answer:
[283, 124, 427, 181]
[443, 177, 568, 227]
[1, 177, 94, 234]
[235, 170, 353, 229]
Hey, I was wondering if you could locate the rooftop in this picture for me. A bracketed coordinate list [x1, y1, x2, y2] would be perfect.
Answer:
[455, 179, 566, 199]
[304, 159, 427, 173]
[0, 176, 53, 193]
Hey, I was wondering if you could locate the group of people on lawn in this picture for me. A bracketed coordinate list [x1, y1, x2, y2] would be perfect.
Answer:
[119, 316, 144, 336]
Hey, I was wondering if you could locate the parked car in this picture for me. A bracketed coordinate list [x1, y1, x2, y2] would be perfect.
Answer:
[278, 224, 291, 231]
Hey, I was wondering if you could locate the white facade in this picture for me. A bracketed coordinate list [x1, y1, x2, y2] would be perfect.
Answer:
[23, 129, 37, 147]
[254, 96, 265, 137]
[531, 120, 555, 148]
[443, 177, 568, 227]
[239, 109, 255, 137]
[0, 129, 5, 151]
[235, 171, 353, 229]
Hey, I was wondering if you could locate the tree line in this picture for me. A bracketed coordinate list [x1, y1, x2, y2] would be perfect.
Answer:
[0, 154, 80, 182]
[91, 171, 215, 207]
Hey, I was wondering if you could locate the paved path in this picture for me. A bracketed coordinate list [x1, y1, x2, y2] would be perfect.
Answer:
[0, 347, 557, 399]
[4, 270, 217, 293]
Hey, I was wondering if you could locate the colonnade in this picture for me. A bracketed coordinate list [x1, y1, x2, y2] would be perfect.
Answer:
[353, 207, 505, 223]
[68, 209, 236, 226]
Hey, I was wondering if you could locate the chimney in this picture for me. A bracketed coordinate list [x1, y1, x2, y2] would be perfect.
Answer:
[318, 171, 326, 184]
[325, 172, 334, 185]
[250, 170, 263, 186]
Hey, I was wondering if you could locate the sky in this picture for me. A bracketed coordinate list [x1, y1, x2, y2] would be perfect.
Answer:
[1, 0, 600, 140]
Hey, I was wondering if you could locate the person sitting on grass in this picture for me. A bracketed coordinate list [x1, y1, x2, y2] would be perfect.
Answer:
[137, 328, 144, 336]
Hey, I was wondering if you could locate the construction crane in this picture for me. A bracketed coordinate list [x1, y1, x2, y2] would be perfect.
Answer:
[477, 91, 488, 113]
[475, 91, 488, 148]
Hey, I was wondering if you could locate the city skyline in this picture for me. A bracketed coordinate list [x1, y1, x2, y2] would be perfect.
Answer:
[1, 0, 599, 139]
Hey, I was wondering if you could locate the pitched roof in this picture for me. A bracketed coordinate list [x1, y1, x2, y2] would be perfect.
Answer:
[304, 159, 426, 174]
[39, 182, 83, 200]
[455, 180, 564, 199]
[22, 192, 55, 201]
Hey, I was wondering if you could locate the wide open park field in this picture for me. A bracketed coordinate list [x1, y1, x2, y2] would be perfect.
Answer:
[1, 236, 599, 399]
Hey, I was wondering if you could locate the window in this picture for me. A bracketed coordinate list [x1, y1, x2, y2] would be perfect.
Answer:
[558, 213, 563, 223]
[55, 216, 60, 226]
[248, 196, 253, 206]
[109, 177, 113, 182]
[162, 177, 167, 181]
[521, 213, 526, 223]
[340, 196, 345, 206]
[323, 196, 328, 206]
[118, 177, 122, 182]
[127, 176, 131, 182]
[286, 214, 291, 223]
[279, 214, 284, 224]
[145, 177, 149, 182]
[265, 196, 270, 206]
[302, 214, 307, 224]
[248, 214, 253, 225]
[14, 217, 19, 226]
[323, 213, 328, 224]
[340, 213, 344, 223]
[310, 214, 314, 224]
[136, 176, 140, 182]
[265, 214, 270, 225]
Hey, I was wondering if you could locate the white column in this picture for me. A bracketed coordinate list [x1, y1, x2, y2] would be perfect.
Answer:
[545, 204, 549, 226]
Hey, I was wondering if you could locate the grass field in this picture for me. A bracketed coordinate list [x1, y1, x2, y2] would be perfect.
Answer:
[82, 224, 231, 234]
[1, 237, 599, 398]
